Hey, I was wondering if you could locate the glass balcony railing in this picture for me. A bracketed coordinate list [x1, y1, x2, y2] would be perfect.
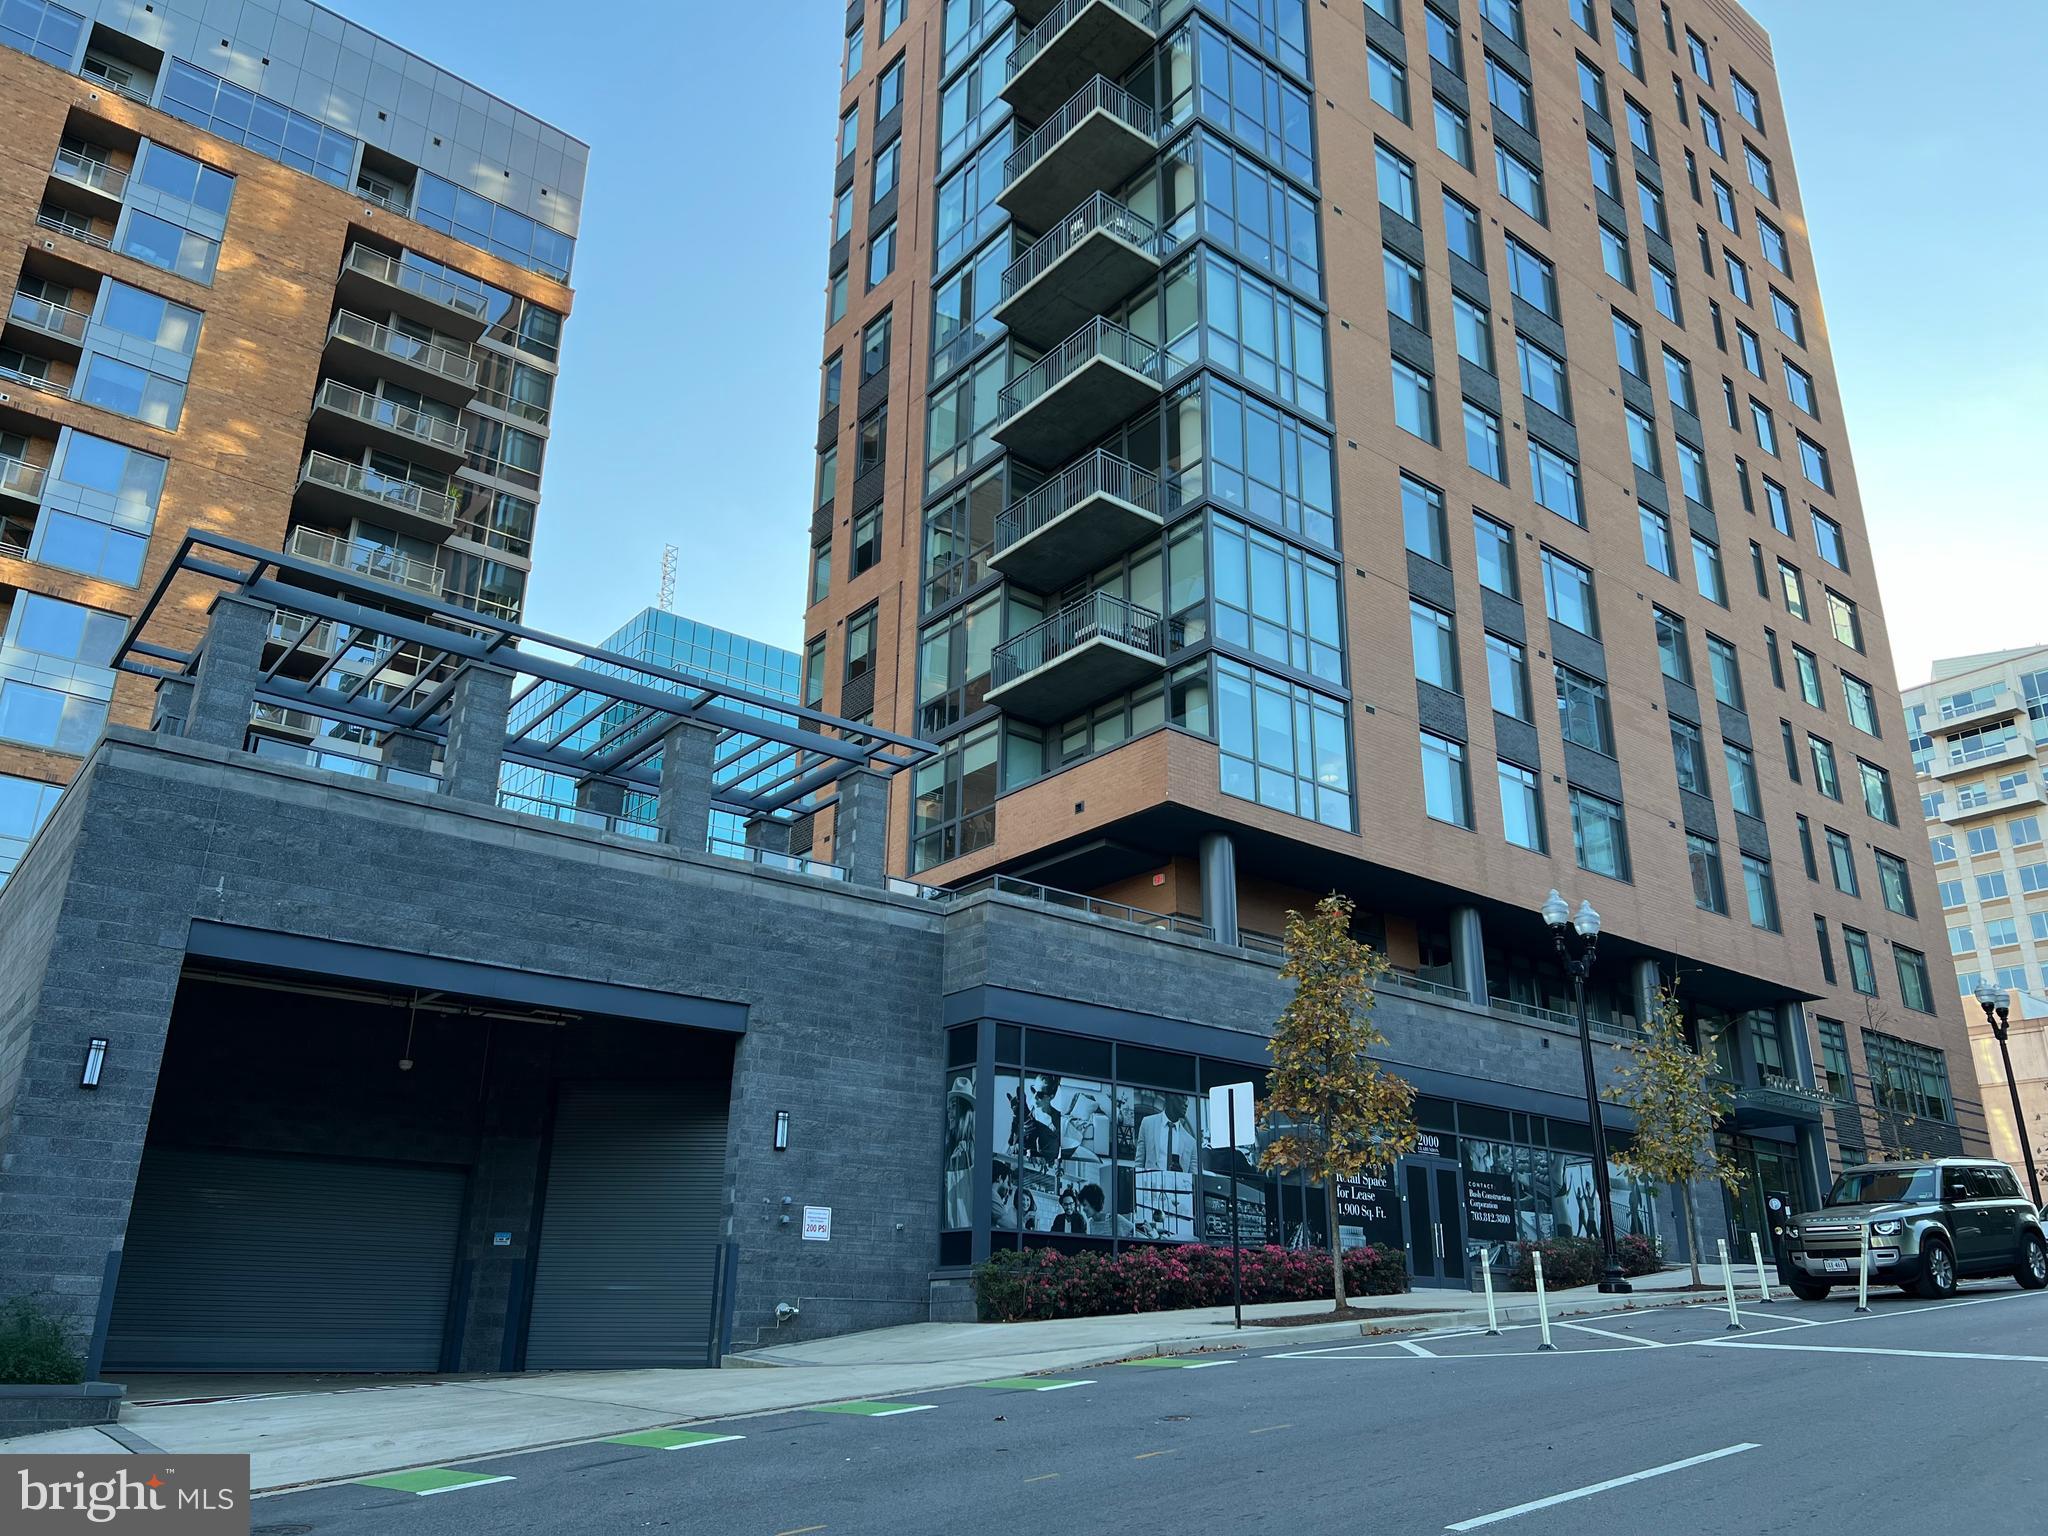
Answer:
[0, 455, 48, 501]
[299, 450, 457, 528]
[35, 208, 110, 249]
[7, 292, 89, 343]
[340, 243, 489, 322]
[288, 524, 442, 594]
[327, 310, 478, 388]
[312, 378, 468, 454]
[50, 146, 126, 198]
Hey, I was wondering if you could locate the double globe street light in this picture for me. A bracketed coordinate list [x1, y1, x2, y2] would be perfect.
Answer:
[1974, 981, 2042, 1208]
[1542, 889, 1631, 1295]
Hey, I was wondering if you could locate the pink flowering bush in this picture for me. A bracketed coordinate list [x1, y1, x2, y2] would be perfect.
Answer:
[974, 1243, 1410, 1321]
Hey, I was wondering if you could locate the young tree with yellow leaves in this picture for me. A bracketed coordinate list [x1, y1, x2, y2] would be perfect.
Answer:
[1259, 894, 1419, 1311]
[1605, 985, 1743, 1288]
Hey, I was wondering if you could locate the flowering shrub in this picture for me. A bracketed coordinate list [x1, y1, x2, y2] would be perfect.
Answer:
[973, 1243, 1409, 1322]
[1616, 1232, 1665, 1277]
[1506, 1232, 1666, 1289]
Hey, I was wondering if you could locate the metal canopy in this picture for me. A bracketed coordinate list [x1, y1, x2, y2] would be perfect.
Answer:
[115, 531, 938, 818]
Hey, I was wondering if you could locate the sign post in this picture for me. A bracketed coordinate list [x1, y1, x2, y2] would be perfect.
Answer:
[1207, 1082, 1257, 1329]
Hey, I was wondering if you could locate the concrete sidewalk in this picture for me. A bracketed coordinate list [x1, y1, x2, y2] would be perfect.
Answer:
[1, 1266, 1744, 1493]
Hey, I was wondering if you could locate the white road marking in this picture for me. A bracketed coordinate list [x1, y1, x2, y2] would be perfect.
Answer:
[418, 1476, 515, 1496]
[1699, 1341, 2048, 1364]
[1396, 1341, 1436, 1357]
[1031, 1381, 1092, 1391]
[1444, 1443, 1758, 1530]
[1558, 1321, 1662, 1348]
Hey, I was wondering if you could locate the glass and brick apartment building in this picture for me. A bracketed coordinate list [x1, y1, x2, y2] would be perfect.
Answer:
[0, 0, 579, 886]
[804, 0, 1982, 1212]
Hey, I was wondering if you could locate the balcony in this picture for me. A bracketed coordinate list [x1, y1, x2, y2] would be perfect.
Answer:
[991, 449, 1163, 592]
[265, 610, 341, 660]
[0, 454, 48, 506]
[994, 191, 1162, 348]
[288, 524, 443, 596]
[335, 244, 491, 341]
[1728, 1076, 1832, 1128]
[4, 292, 89, 357]
[0, 511, 34, 560]
[1939, 778, 2044, 823]
[1932, 732, 2033, 779]
[1005, 0, 1159, 122]
[322, 310, 479, 404]
[994, 315, 1162, 467]
[999, 74, 1157, 231]
[1935, 685, 2023, 733]
[47, 147, 128, 216]
[35, 206, 112, 251]
[310, 378, 468, 467]
[294, 450, 458, 540]
[986, 590, 1179, 723]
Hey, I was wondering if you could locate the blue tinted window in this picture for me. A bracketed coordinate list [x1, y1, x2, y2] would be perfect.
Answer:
[160, 59, 354, 189]
[0, 0, 81, 67]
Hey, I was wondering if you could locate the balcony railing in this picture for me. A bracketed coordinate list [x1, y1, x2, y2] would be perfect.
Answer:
[50, 146, 126, 198]
[299, 450, 458, 528]
[327, 310, 479, 388]
[7, 292, 89, 344]
[1937, 686, 2017, 724]
[35, 209, 110, 249]
[1002, 74, 1157, 189]
[0, 455, 48, 501]
[340, 243, 490, 322]
[1000, 190, 1158, 301]
[288, 524, 442, 594]
[1946, 734, 2025, 769]
[355, 184, 412, 217]
[266, 611, 340, 656]
[997, 315, 1162, 420]
[1009, 0, 1155, 79]
[80, 60, 153, 103]
[313, 378, 468, 454]
[990, 589, 1177, 689]
[954, 871, 1211, 939]
[994, 448, 1161, 555]
[0, 360, 65, 396]
[0, 514, 33, 559]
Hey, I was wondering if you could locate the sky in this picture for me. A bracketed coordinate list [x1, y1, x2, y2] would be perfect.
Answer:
[334, 0, 2046, 688]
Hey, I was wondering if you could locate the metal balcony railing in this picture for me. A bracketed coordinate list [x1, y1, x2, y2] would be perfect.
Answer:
[50, 146, 126, 197]
[953, 871, 1211, 938]
[1009, 0, 1155, 79]
[0, 360, 65, 396]
[8, 292, 89, 343]
[1936, 686, 2017, 723]
[994, 449, 1160, 554]
[288, 524, 443, 594]
[266, 611, 340, 656]
[35, 209, 110, 249]
[355, 184, 412, 217]
[313, 379, 468, 454]
[327, 310, 478, 388]
[1000, 190, 1157, 301]
[340, 244, 489, 322]
[0, 514, 34, 559]
[1002, 74, 1157, 188]
[80, 61, 152, 103]
[997, 315, 1162, 419]
[0, 455, 48, 500]
[299, 450, 457, 527]
[990, 589, 1177, 688]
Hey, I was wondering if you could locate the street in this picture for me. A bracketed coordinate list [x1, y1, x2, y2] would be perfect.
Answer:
[255, 1283, 2048, 1534]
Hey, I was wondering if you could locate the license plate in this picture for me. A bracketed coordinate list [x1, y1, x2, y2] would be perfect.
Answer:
[1824, 1258, 1849, 1274]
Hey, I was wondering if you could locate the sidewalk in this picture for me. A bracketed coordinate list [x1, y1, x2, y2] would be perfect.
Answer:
[0, 1266, 1745, 1493]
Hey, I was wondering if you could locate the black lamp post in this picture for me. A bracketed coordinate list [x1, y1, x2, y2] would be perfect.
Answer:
[1975, 982, 2041, 1207]
[1543, 888, 1630, 1294]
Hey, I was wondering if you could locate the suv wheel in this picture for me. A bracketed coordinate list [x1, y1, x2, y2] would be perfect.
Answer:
[1787, 1276, 1830, 1302]
[2016, 1232, 2048, 1291]
[1916, 1236, 1957, 1299]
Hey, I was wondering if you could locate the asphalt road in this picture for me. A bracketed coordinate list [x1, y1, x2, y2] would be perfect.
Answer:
[257, 1282, 2048, 1535]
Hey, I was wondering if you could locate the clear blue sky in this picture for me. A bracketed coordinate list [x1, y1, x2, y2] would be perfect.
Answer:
[335, 0, 2044, 687]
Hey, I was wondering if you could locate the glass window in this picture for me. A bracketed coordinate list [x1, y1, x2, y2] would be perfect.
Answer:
[1773, 288, 1806, 346]
[1420, 731, 1472, 827]
[1498, 760, 1546, 851]
[1663, 348, 1696, 414]
[844, 21, 864, 80]
[1213, 514, 1344, 684]
[1688, 834, 1727, 913]
[1699, 99, 1725, 156]
[1859, 760, 1896, 824]
[1495, 144, 1545, 220]
[1745, 142, 1777, 203]
[1376, 143, 1417, 221]
[1487, 633, 1531, 719]
[1370, 45, 1410, 120]
[1517, 338, 1570, 418]
[1217, 659, 1353, 829]
[1732, 71, 1764, 129]
[1444, 191, 1484, 266]
[1542, 550, 1598, 635]
[877, 55, 904, 116]
[1505, 236, 1557, 317]
[1570, 788, 1630, 879]
[1825, 588, 1862, 651]
[1403, 474, 1447, 563]
[117, 209, 220, 284]
[1600, 225, 1633, 286]
[1810, 734, 1841, 800]
[1876, 849, 1915, 916]
[1465, 400, 1506, 481]
[1626, 406, 1661, 475]
[1707, 635, 1744, 709]
[1383, 248, 1427, 328]
[1473, 513, 1517, 597]
[1556, 665, 1613, 754]
[1780, 561, 1809, 621]
[1639, 504, 1676, 577]
[1481, 0, 1525, 45]
[1654, 607, 1691, 683]
[1743, 855, 1780, 931]
[1392, 358, 1436, 442]
[1671, 716, 1710, 794]
[1725, 742, 1762, 816]
[1691, 535, 1726, 606]
[1612, 311, 1646, 377]
[1578, 56, 1610, 118]
[1844, 927, 1878, 996]
[1427, 4, 1463, 72]
[1589, 136, 1622, 199]
[1758, 213, 1791, 275]
[1453, 295, 1494, 372]
[1434, 96, 1473, 167]
[1528, 441, 1582, 525]
[1615, 13, 1642, 75]
[1811, 509, 1847, 569]
[1411, 601, 1459, 692]
[1625, 97, 1654, 155]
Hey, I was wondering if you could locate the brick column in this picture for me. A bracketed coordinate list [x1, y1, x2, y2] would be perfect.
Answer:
[656, 718, 719, 851]
[834, 768, 890, 888]
[440, 665, 514, 805]
[182, 594, 272, 749]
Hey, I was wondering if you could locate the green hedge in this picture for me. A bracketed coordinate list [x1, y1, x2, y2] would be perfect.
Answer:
[974, 1243, 1410, 1322]
[1507, 1232, 1664, 1290]
[0, 1297, 84, 1386]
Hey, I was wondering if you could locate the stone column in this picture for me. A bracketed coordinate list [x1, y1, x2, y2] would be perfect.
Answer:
[182, 594, 272, 749]
[1198, 830, 1239, 946]
[150, 676, 194, 736]
[656, 719, 719, 851]
[440, 665, 514, 805]
[834, 768, 890, 888]
[384, 732, 436, 774]
[1449, 905, 1486, 1003]
[574, 777, 625, 822]
[745, 816, 792, 857]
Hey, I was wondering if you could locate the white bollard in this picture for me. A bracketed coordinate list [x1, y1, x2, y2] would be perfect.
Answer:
[1481, 1250, 1501, 1336]
[1717, 1238, 1744, 1331]
[1533, 1249, 1557, 1351]
[1749, 1232, 1774, 1304]
[1855, 1221, 1872, 1314]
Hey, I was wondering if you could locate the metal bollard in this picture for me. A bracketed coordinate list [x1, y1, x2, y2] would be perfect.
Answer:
[1749, 1232, 1774, 1304]
[1855, 1221, 1872, 1314]
[1717, 1238, 1744, 1331]
[1533, 1249, 1557, 1351]
[1481, 1250, 1501, 1336]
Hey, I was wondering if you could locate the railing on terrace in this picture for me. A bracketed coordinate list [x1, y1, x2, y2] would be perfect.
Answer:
[0, 455, 47, 500]
[990, 590, 1179, 688]
[355, 184, 411, 217]
[341, 243, 489, 321]
[79, 65, 152, 104]
[288, 524, 442, 594]
[714, 842, 849, 881]
[35, 209, 110, 249]
[955, 871, 1211, 938]
[8, 292, 88, 343]
[0, 514, 34, 559]
[994, 448, 1160, 554]
[998, 314, 1162, 421]
[328, 310, 478, 388]
[999, 190, 1157, 300]
[51, 146, 126, 197]
[1936, 687, 2013, 722]
[0, 361, 65, 396]
[1947, 735, 2024, 768]
[1009, 0, 1156, 79]
[265, 611, 340, 655]
[313, 379, 468, 454]
[300, 450, 457, 527]
[1002, 74, 1157, 187]
[1388, 969, 1470, 1003]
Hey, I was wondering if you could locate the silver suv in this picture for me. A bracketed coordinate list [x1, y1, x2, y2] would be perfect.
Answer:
[1782, 1158, 2048, 1300]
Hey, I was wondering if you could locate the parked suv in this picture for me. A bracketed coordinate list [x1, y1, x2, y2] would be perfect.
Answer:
[1781, 1158, 2048, 1301]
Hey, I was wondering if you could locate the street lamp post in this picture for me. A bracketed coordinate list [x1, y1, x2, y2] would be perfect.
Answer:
[1975, 982, 2041, 1207]
[1542, 889, 1631, 1294]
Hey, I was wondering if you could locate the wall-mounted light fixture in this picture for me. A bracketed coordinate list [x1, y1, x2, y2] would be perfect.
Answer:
[773, 1110, 791, 1151]
[81, 1038, 108, 1090]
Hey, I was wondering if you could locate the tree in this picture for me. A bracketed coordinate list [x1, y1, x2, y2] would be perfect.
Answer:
[1604, 985, 1744, 1287]
[1259, 894, 1419, 1311]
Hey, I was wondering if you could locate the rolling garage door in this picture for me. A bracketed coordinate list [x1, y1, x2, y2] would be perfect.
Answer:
[523, 1083, 728, 1369]
[105, 1147, 465, 1372]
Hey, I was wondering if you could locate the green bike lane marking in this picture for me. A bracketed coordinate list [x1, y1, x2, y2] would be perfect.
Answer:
[968, 1376, 1094, 1391]
[354, 1467, 515, 1496]
[807, 1400, 937, 1417]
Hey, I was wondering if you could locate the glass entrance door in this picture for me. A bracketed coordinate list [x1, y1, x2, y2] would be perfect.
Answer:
[1401, 1157, 1467, 1287]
